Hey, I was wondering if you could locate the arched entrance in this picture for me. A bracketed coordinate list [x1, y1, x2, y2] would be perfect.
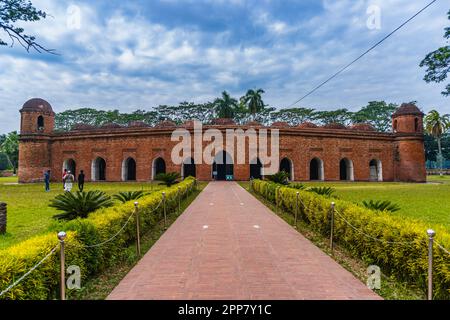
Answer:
[310, 158, 324, 181]
[92, 157, 106, 181]
[212, 151, 233, 181]
[250, 158, 262, 180]
[280, 158, 293, 180]
[63, 159, 76, 177]
[182, 157, 196, 179]
[339, 158, 354, 181]
[122, 157, 136, 181]
[152, 157, 166, 180]
[369, 159, 383, 182]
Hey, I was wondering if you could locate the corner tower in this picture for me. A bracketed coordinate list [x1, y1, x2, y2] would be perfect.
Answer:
[392, 103, 426, 182]
[18, 98, 55, 183]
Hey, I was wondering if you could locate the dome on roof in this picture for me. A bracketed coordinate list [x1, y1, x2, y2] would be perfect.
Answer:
[101, 123, 122, 129]
[182, 120, 197, 128]
[155, 120, 177, 128]
[297, 122, 318, 129]
[128, 121, 149, 128]
[20, 98, 54, 114]
[350, 123, 376, 132]
[210, 118, 236, 125]
[323, 123, 347, 130]
[72, 123, 96, 131]
[393, 103, 423, 117]
[245, 120, 262, 127]
[271, 121, 290, 128]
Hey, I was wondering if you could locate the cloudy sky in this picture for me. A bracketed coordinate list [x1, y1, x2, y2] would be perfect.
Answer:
[0, 0, 449, 134]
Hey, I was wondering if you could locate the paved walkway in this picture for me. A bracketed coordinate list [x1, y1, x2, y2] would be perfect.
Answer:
[108, 182, 380, 300]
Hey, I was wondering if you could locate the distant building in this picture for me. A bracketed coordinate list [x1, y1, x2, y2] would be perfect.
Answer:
[18, 98, 426, 183]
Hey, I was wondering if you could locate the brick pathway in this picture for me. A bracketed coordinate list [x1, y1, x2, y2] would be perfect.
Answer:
[107, 182, 380, 300]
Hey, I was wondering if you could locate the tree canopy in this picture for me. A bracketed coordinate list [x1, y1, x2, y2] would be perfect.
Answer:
[420, 9, 450, 96]
[0, 0, 54, 53]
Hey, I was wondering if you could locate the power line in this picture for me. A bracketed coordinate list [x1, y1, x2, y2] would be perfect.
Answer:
[287, 0, 438, 108]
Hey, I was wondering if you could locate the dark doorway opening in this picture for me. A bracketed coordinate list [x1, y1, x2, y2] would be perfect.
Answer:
[64, 159, 76, 178]
[213, 151, 233, 181]
[310, 158, 320, 180]
[280, 158, 292, 180]
[340, 158, 353, 181]
[183, 158, 196, 178]
[250, 158, 262, 179]
[125, 158, 136, 181]
[153, 158, 166, 179]
[93, 157, 106, 181]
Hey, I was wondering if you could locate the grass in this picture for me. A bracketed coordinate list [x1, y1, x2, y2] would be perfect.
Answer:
[69, 182, 208, 300]
[239, 181, 426, 300]
[297, 175, 450, 230]
[0, 176, 165, 249]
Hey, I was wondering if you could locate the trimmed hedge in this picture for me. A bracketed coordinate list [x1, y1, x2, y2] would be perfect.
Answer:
[251, 179, 450, 299]
[0, 177, 197, 300]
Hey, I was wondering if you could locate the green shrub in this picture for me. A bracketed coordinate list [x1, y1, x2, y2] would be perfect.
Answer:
[155, 172, 181, 186]
[50, 191, 114, 221]
[362, 200, 401, 213]
[265, 172, 289, 185]
[113, 191, 148, 204]
[307, 186, 336, 197]
[289, 183, 307, 190]
[0, 177, 197, 300]
[252, 179, 450, 299]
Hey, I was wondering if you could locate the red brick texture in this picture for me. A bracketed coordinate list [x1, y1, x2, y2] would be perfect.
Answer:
[18, 101, 426, 183]
[107, 182, 381, 300]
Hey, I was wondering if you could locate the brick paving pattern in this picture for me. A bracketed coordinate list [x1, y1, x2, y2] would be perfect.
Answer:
[108, 182, 381, 300]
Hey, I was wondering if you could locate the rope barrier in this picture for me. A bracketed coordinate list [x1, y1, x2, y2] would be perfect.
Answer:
[0, 245, 58, 298]
[435, 241, 450, 255]
[334, 209, 417, 246]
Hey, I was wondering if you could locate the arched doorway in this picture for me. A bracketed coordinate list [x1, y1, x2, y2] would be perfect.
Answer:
[369, 159, 383, 182]
[122, 157, 136, 181]
[63, 159, 76, 177]
[37, 116, 44, 131]
[92, 157, 106, 181]
[250, 158, 262, 180]
[310, 158, 324, 181]
[182, 157, 196, 179]
[339, 158, 354, 181]
[280, 158, 293, 180]
[212, 151, 233, 181]
[152, 157, 166, 180]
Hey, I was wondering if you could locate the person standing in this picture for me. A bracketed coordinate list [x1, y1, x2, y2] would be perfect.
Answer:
[62, 169, 67, 190]
[78, 170, 85, 192]
[44, 170, 51, 192]
[64, 170, 75, 192]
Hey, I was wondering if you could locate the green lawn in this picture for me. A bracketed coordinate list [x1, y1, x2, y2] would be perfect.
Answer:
[299, 175, 450, 230]
[0, 177, 164, 249]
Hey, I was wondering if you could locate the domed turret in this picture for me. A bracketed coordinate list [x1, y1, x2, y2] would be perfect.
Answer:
[20, 98, 55, 134]
[392, 103, 424, 134]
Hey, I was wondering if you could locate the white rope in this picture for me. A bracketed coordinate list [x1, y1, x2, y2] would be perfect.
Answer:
[436, 241, 450, 255]
[0, 245, 58, 298]
[334, 209, 417, 246]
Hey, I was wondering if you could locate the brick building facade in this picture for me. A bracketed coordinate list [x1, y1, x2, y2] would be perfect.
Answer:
[18, 98, 426, 183]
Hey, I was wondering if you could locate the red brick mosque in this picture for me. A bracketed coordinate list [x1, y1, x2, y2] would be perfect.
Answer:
[18, 98, 426, 183]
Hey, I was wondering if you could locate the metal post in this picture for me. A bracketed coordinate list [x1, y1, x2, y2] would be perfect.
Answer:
[135, 202, 141, 257]
[427, 229, 435, 300]
[57, 231, 67, 301]
[178, 187, 181, 214]
[162, 192, 167, 230]
[294, 192, 299, 229]
[330, 202, 335, 254]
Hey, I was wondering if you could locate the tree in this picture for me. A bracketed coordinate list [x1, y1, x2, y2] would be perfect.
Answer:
[313, 108, 352, 125]
[241, 89, 266, 120]
[0, 0, 55, 53]
[213, 91, 238, 119]
[0, 131, 19, 174]
[424, 110, 450, 175]
[270, 107, 316, 126]
[420, 10, 450, 96]
[351, 101, 398, 132]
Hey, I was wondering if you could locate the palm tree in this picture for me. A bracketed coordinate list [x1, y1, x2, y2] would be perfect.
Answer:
[213, 91, 238, 119]
[241, 89, 266, 120]
[424, 110, 450, 175]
